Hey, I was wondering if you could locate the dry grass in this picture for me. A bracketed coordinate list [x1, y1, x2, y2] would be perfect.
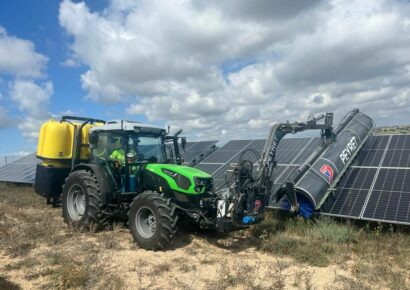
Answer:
[252, 213, 410, 288]
[0, 184, 409, 289]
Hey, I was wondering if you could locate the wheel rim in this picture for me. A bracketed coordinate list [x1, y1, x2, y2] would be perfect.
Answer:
[67, 184, 86, 221]
[135, 206, 156, 239]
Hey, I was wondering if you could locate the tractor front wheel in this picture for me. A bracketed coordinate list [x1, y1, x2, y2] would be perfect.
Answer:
[128, 191, 178, 250]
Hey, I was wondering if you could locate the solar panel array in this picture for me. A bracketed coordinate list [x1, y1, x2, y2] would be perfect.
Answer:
[194, 137, 321, 190]
[0, 153, 39, 184]
[181, 141, 218, 165]
[194, 134, 410, 226]
[320, 135, 410, 225]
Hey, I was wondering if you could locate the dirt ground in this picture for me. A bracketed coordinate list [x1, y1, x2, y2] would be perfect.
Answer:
[1, 185, 409, 290]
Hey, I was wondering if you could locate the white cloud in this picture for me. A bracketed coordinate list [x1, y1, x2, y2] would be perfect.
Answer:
[17, 116, 45, 140]
[10, 80, 53, 119]
[60, 0, 410, 142]
[0, 26, 53, 143]
[10, 80, 53, 139]
[0, 26, 48, 78]
[60, 55, 81, 68]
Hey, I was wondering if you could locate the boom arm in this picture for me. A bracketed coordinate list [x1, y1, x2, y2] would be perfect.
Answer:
[257, 113, 334, 187]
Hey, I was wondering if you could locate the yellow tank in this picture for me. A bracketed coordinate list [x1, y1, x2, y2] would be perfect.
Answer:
[37, 120, 101, 162]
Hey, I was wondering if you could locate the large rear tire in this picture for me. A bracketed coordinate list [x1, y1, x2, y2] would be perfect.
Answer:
[62, 170, 104, 229]
[128, 191, 178, 250]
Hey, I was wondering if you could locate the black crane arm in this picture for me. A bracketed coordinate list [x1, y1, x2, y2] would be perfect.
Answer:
[256, 112, 334, 186]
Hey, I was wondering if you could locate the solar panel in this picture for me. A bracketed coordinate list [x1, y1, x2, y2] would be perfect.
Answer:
[180, 141, 217, 165]
[266, 138, 320, 204]
[186, 141, 217, 153]
[388, 135, 410, 150]
[355, 149, 385, 167]
[218, 140, 254, 151]
[361, 135, 390, 150]
[362, 168, 410, 224]
[11, 153, 39, 164]
[320, 134, 410, 225]
[382, 149, 410, 168]
[0, 155, 23, 167]
[276, 138, 313, 165]
[292, 138, 321, 165]
[274, 165, 300, 184]
[0, 153, 39, 184]
[194, 163, 222, 175]
[181, 142, 197, 151]
[321, 168, 377, 218]
[201, 149, 239, 164]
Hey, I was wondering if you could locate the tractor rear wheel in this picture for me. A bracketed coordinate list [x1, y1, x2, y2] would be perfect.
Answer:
[128, 191, 178, 250]
[62, 170, 104, 230]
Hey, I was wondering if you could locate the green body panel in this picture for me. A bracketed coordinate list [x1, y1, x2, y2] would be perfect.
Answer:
[145, 164, 211, 195]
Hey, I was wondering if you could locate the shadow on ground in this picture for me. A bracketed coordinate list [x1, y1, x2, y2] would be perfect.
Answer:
[0, 276, 21, 290]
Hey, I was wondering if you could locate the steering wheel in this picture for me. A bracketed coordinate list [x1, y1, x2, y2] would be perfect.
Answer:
[94, 148, 106, 158]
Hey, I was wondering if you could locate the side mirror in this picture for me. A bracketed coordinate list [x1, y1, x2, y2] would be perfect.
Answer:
[181, 137, 187, 151]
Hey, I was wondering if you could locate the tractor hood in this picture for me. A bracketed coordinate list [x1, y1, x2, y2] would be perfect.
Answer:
[145, 164, 212, 195]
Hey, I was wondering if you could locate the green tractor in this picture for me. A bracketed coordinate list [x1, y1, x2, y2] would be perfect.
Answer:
[34, 111, 352, 250]
[35, 117, 223, 250]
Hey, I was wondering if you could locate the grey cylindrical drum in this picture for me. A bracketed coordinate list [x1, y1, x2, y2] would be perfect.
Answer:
[295, 112, 374, 209]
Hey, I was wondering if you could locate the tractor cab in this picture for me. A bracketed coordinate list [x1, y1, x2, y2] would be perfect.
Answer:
[88, 120, 185, 193]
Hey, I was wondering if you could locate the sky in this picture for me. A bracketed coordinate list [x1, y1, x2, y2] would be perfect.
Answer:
[0, 0, 410, 157]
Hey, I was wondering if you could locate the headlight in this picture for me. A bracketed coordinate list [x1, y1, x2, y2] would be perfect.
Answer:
[194, 177, 213, 191]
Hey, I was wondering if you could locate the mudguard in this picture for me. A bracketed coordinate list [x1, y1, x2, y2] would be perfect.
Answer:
[73, 163, 116, 206]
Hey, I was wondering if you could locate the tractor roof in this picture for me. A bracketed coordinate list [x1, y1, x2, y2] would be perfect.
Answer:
[90, 120, 166, 135]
